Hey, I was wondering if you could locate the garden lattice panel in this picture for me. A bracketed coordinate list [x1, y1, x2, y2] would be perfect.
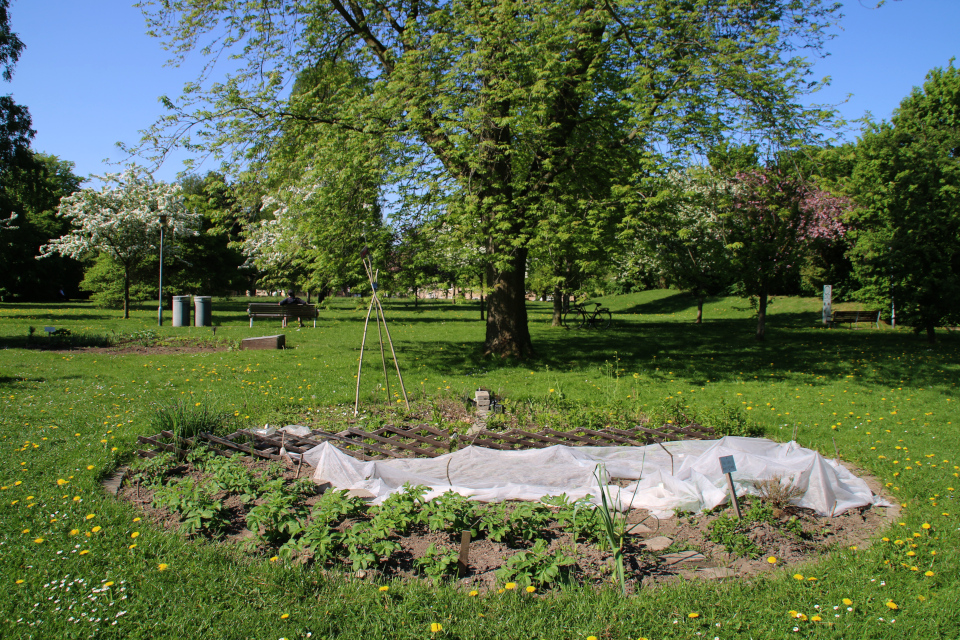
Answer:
[137, 421, 716, 464]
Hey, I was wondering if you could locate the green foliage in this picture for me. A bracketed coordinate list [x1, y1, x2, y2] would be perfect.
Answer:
[371, 484, 427, 536]
[341, 520, 401, 572]
[129, 451, 177, 488]
[495, 539, 576, 588]
[152, 478, 228, 537]
[202, 455, 262, 503]
[245, 480, 306, 545]
[420, 490, 478, 536]
[150, 401, 230, 442]
[847, 64, 960, 340]
[478, 502, 550, 546]
[415, 544, 460, 582]
[708, 500, 777, 558]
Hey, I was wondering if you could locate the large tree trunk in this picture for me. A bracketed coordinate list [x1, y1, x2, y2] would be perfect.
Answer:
[552, 285, 563, 326]
[484, 248, 533, 357]
[756, 290, 767, 340]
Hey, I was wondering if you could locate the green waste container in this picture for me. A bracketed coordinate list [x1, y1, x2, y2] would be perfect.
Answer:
[194, 296, 212, 327]
[172, 296, 191, 327]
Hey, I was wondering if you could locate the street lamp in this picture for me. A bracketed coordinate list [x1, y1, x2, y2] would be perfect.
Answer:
[158, 213, 167, 326]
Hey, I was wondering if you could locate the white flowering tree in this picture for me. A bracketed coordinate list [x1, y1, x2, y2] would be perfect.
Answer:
[40, 168, 199, 318]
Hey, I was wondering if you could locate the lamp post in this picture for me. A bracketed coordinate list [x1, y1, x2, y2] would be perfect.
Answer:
[158, 214, 167, 326]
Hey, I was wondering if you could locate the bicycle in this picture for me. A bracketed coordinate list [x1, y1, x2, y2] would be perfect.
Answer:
[563, 300, 612, 329]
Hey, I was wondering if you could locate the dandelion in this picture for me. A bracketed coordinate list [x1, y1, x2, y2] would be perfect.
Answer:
[842, 598, 853, 606]
[133, 517, 141, 522]
[767, 556, 777, 564]
[886, 601, 899, 610]
[379, 586, 389, 592]
[130, 532, 139, 538]
[105, 581, 114, 587]
[270, 556, 279, 562]
[688, 612, 700, 619]
[87, 465, 95, 470]
[431, 623, 443, 633]
[92, 526, 101, 533]
[922, 523, 931, 530]
[34, 538, 43, 544]
[586, 637, 597, 640]
[925, 571, 934, 577]
[793, 574, 804, 581]
[79, 550, 89, 556]
[505, 582, 517, 590]
[85, 514, 95, 520]
[280, 613, 289, 619]
[128, 544, 137, 549]
[468, 590, 479, 597]
[15, 579, 24, 584]
[158, 563, 168, 571]
[811, 615, 822, 622]
[526, 586, 536, 593]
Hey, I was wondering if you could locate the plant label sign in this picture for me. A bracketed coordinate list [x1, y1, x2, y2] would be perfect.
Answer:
[823, 285, 832, 324]
[719, 455, 737, 474]
[719, 455, 742, 519]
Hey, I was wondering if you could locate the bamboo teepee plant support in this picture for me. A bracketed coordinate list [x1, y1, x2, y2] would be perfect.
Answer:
[354, 246, 410, 416]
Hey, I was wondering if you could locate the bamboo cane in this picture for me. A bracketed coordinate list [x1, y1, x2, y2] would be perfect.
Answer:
[354, 294, 377, 416]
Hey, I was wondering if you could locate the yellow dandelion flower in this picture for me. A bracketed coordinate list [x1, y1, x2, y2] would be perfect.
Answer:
[270, 556, 279, 562]
[811, 615, 822, 622]
[158, 563, 168, 571]
[793, 573, 804, 581]
[69, 529, 79, 535]
[842, 598, 853, 606]
[21, 528, 29, 534]
[16, 579, 25, 584]
[131, 531, 139, 538]
[128, 544, 137, 549]
[925, 571, 934, 577]
[280, 613, 289, 619]
[79, 550, 89, 556]
[767, 556, 777, 564]
[468, 590, 479, 597]
[33, 538, 43, 544]
[87, 465, 94, 470]
[922, 522, 931, 530]
[85, 514, 95, 520]
[378, 586, 389, 592]
[430, 623, 443, 633]
[526, 586, 536, 593]
[886, 601, 899, 610]
[91, 526, 101, 533]
[105, 581, 114, 587]
[807, 576, 817, 581]
[688, 612, 700, 618]
[505, 582, 517, 590]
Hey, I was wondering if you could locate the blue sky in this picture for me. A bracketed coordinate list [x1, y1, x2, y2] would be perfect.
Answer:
[6, 0, 960, 185]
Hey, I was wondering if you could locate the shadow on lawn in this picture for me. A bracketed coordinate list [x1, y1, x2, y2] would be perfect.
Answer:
[399, 310, 960, 393]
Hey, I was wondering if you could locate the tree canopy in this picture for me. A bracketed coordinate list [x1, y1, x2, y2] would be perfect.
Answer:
[847, 64, 960, 341]
[137, 0, 843, 355]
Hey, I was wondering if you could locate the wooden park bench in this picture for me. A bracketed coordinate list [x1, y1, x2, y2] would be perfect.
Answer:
[247, 302, 319, 328]
[829, 309, 881, 329]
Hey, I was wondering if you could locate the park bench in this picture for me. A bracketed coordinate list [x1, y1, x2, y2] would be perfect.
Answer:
[247, 302, 319, 328]
[829, 309, 881, 329]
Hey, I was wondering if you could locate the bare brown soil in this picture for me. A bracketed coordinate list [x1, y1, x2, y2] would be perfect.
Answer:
[117, 455, 897, 593]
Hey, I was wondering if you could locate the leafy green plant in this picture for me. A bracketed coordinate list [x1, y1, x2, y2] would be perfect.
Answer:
[478, 502, 549, 545]
[203, 455, 262, 503]
[245, 480, 306, 545]
[370, 484, 427, 535]
[592, 465, 634, 596]
[415, 544, 460, 582]
[495, 539, 575, 588]
[151, 478, 228, 537]
[341, 520, 400, 571]
[420, 491, 478, 535]
[151, 400, 230, 443]
[129, 451, 177, 488]
[708, 500, 777, 558]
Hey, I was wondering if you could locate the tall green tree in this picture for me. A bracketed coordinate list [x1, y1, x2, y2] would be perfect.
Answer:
[0, 152, 83, 300]
[847, 64, 960, 342]
[0, 0, 32, 169]
[137, 0, 843, 356]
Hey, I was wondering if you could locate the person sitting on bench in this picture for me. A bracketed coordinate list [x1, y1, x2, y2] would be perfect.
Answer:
[278, 291, 305, 328]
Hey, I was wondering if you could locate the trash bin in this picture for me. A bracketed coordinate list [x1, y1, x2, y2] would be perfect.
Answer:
[172, 296, 191, 327]
[194, 296, 212, 327]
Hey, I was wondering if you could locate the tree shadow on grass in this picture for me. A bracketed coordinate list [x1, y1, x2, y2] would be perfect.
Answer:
[398, 313, 960, 393]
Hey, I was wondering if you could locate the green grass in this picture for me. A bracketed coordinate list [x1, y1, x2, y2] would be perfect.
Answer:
[0, 291, 957, 638]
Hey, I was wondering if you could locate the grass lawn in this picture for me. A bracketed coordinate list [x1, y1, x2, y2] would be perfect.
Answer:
[0, 290, 957, 639]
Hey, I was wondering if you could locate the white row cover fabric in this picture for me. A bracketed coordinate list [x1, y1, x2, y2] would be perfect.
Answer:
[302, 436, 883, 517]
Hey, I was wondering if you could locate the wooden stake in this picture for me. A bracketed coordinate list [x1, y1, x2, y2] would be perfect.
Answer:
[354, 295, 377, 416]
[457, 530, 471, 577]
[725, 472, 742, 520]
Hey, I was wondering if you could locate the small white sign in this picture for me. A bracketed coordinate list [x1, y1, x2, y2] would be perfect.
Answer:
[823, 285, 832, 324]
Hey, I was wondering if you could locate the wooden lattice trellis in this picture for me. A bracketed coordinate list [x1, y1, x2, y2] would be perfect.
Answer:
[137, 421, 716, 465]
